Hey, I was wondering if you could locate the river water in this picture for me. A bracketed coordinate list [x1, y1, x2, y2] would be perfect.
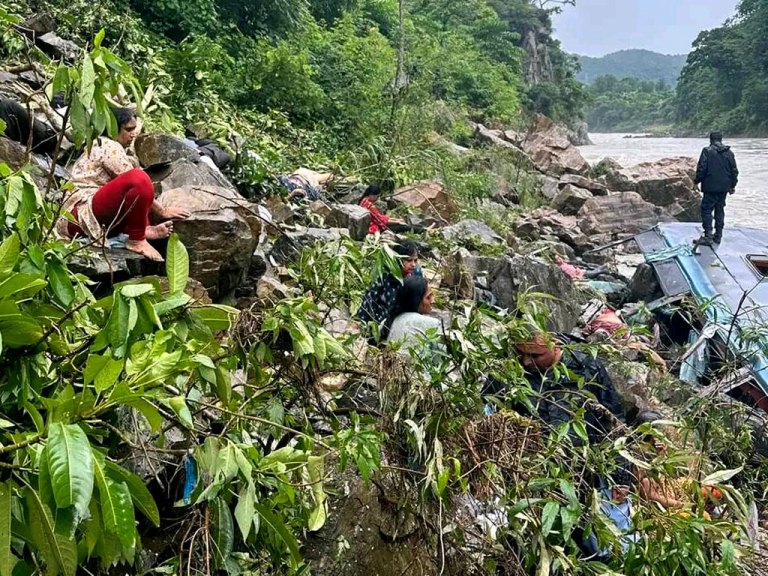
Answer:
[578, 133, 768, 228]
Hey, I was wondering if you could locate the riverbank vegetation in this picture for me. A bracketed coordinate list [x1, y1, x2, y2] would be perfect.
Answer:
[584, 75, 676, 133]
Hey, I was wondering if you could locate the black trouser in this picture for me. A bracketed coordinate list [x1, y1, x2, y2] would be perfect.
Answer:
[701, 191, 728, 236]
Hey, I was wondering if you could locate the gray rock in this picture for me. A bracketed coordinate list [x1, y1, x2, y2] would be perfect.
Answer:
[158, 185, 261, 299]
[392, 181, 457, 223]
[135, 133, 199, 167]
[539, 176, 560, 200]
[68, 247, 162, 281]
[264, 196, 296, 225]
[36, 32, 80, 61]
[522, 115, 590, 177]
[270, 228, 347, 265]
[325, 203, 371, 241]
[255, 275, 296, 304]
[551, 184, 593, 216]
[146, 158, 234, 195]
[22, 13, 57, 37]
[558, 174, 608, 196]
[488, 254, 580, 332]
[578, 192, 671, 235]
[566, 121, 593, 146]
[441, 219, 504, 247]
[511, 218, 541, 242]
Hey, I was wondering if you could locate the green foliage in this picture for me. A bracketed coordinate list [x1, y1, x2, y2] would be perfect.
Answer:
[675, 0, 768, 135]
[586, 75, 677, 132]
[577, 49, 687, 86]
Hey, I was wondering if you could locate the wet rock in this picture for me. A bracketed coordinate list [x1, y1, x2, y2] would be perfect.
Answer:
[578, 192, 671, 235]
[270, 228, 347, 265]
[551, 184, 593, 216]
[135, 133, 199, 167]
[522, 115, 590, 176]
[36, 32, 80, 61]
[441, 219, 504, 248]
[158, 185, 261, 299]
[325, 203, 371, 241]
[392, 181, 457, 223]
[488, 254, 580, 332]
[559, 173, 608, 196]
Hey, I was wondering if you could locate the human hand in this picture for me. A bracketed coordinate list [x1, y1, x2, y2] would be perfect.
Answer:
[161, 206, 191, 220]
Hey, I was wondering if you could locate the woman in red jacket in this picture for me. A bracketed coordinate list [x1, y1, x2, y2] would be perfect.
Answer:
[358, 184, 409, 235]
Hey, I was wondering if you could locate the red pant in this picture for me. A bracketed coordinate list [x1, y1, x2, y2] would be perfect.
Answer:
[70, 169, 155, 240]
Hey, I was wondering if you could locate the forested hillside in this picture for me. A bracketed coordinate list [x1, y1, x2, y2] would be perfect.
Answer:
[585, 75, 676, 132]
[576, 50, 686, 86]
[676, 0, 768, 135]
[10, 0, 586, 185]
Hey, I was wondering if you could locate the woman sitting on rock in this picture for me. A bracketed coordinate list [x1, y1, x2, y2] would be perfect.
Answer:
[356, 240, 421, 342]
[385, 276, 442, 358]
[359, 183, 428, 235]
[57, 107, 190, 261]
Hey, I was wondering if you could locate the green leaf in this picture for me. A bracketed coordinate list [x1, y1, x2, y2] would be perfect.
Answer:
[0, 273, 48, 300]
[254, 502, 302, 568]
[168, 396, 194, 429]
[211, 498, 234, 568]
[106, 293, 130, 358]
[0, 233, 19, 275]
[540, 501, 559, 536]
[121, 283, 155, 299]
[93, 458, 136, 549]
[702, 467, 743, 485]
[166, 234, 189, 295]
[306, 455, 327, 531]
[192, 305, 238, 332]
[79, 53, 95, 107]
[104, 461, 160, 527]
[45, 423, 94, 517]
[0, 302, 43, 347]
[25, 488, 78, 576]
[94, 29, 105, 48]
[0, 481, 15, 576]
[234, 482, 256, 541]
[47, 260, 75, 308]
[153, 293, 191, 316]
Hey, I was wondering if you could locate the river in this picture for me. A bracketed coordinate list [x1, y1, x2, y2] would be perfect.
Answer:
[578, 133, 768, 228]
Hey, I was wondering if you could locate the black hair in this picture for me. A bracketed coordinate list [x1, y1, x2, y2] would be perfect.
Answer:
[391, 276, 429, 318]
[709, 131, 723, 143]
[393, 240, 419, 259]
[112, 107, 137, 131]
[359, 183, 381, 204]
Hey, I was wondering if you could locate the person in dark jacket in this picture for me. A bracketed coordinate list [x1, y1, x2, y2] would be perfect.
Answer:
[694, 131, 738, 245]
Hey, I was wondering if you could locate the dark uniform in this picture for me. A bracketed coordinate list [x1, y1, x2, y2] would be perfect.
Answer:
[694, 138, 739, 244]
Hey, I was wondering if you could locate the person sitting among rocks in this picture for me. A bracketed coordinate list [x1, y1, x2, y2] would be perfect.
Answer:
[359, 183, 427, 235]
[56, 107, 190, 261]
[356, 240, 421, 342]
[279, 167, 333, 201]
[484, 333, 624, 443]
[385, 275, 442, 359]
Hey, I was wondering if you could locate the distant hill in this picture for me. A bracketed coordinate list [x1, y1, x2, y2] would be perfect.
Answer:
[576, 49, 687, 86]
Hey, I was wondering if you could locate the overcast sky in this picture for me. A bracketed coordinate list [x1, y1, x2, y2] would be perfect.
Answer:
[552, 0, 740, 56]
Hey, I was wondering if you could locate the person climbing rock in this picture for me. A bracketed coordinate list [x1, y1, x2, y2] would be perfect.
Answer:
[56, 107, 190, 261]
[694, 131, 738, 246]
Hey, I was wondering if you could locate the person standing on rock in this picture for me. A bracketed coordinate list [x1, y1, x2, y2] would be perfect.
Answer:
[57, 107, 190, 261]
[694, 131, 738, 245]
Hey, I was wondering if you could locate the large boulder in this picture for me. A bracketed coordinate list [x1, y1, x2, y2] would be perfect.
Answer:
[487, 254, 580, 332]
[577, 192, 671, 235]
[269, 227, 348, 265]
[36, 32, 79, 61]
[441, 219, 504, 248]
[539, 175, 560, 200]
[551, 184, 593, 216]
[392, 181, 457, 223]
[325, 203, 371, 241]
[599, 157, 699, 221]
[522, 115, 590, 177]
[157, 185, 261, 299]
[559, 174, 608, 196]
[135, 134, 199, 167]
[146, 158, 233, 194]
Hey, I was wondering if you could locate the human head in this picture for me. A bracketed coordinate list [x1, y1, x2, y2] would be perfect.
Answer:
[361, 183, 381, 203]
[394, 276, 433, 315]
[609, 460, 636, 503]
[515, 333, 562, 371]
[393, 240, 419, 277]
[709, 131, 723, 144]
[113, 107, 138, 148]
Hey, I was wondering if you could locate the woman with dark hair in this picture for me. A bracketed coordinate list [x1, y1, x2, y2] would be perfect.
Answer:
[56, 107, 190, 261]
[384, 276, 441, 356]
[359, 183, 415, 235]
[356, 240, 421, 341]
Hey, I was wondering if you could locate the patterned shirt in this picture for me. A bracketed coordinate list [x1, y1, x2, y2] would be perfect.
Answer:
[56, 138, 137, 240]
[356, 273, 401, 332]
